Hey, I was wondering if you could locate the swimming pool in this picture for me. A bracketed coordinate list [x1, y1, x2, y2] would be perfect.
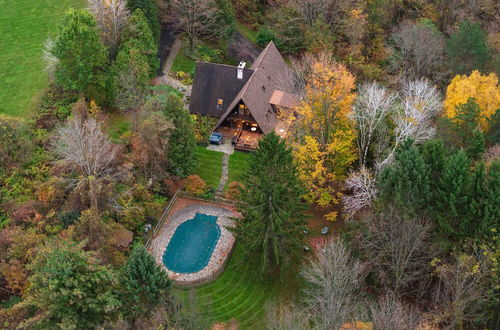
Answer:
[162, 213, 221, 274]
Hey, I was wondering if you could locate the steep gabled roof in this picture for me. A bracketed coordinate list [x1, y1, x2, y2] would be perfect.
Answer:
[189, 62, 254, 117]
[215, 41, 295, 134]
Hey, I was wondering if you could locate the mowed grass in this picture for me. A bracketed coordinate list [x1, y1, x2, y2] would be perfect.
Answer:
[170, 42, 196, 77]
[193, 146, 224, 188]
[181, 244, 278, 328]
[0, 0, 86, 117]
[226, 151, 252, 189]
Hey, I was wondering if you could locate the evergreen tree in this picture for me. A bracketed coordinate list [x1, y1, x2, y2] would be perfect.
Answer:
[231, 133, 307, 275]
[120, 244, 171, 321]
[481, 161, 500, 240]
[466, 128, 486, 160]
[215, 0, 236, 38]
[435, 150, 471, 241]
[377, 140, 430, 216]
[161, 93, 196, 176]
[126, 0, 159, 41]
[23, 242, 119, 328]
[421, 139, 447, 196]
[467, 161, 487, 239]
[53, 9, 109, 102]
[111, 46, 150, 111]
[121, 9, 159, 76]
[446, 20, 492, 75]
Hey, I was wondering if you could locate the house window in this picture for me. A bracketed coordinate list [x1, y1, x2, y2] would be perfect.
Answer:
[216, 99, 223, 110]
[239, 104, 245, 114]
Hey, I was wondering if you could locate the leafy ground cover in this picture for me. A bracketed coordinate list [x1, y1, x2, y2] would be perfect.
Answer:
[193, 146, 224, 188]
[226, 151, 252, 189]
[106, 113, 132, 143]
[0, 0, 85, 118]
[180, 244, 280, 329]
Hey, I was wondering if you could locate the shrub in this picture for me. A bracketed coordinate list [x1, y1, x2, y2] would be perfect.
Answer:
[175, 71, 193, 85]
[224, 181, 244, 200]
[184, 175, 207, 195]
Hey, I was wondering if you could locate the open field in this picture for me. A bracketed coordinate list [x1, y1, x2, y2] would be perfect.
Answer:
[0, 0, 85, 118]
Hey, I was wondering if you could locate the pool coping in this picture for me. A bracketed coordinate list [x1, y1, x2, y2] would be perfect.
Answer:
[149, 202, 237, 287]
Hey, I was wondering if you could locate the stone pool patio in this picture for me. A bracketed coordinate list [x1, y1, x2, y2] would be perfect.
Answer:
[150, 203, 237, 287]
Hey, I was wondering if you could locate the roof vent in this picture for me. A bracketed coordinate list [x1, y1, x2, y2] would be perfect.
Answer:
[237, 61, 246, 79]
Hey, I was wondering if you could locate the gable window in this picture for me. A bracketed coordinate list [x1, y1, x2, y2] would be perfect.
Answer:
[217, 99, 223, 110]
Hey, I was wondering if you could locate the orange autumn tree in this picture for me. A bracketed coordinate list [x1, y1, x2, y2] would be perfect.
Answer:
[444, 70, 500, 130]
[291, 60, 357, 220]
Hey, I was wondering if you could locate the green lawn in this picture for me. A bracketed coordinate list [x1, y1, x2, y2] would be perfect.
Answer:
[226, 151, 252, 189]
[193, 146, 224, 188]
[0, 0, 86, 118]
[180, 244, 278, 328]
[171, 42, 196, 77]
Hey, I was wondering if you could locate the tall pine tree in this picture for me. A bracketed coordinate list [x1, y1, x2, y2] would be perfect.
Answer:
[120, 244, 171, 321]
[121, 8, 159, 76]
[378, 140, 430, 216]
[161, 93, 196, 176]
[53, 9, 109, 102]
[126, 0, 160, 41]
[435, 150, 471, 241]
[232, 133, 307, 276]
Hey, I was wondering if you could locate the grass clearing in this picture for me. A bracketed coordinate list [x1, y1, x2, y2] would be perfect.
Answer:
[226, 151, 252, 189]
[171, 42, 196, 77]
[193, 146, 224, 188]
[180, 244, 282, 328]
[107, 113, 132, 143]
[0, 0, 86, 118]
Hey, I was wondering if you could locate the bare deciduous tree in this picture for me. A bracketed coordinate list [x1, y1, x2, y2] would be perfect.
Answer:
[88, 0, 130, 52]
[132, 109, 174, 180]
[170, 0, 218, 52]
[342, 166, 377, 220]
[377, 79, 442, 169]
[390, 22, 446, 81]
[53, 115, 119, 209]
[431, 252, 493, 329]
[265, 303, 309, 330]
[42, 37, 59, 81]
[287, 0, 351, 30]
[369, 293, 422, 330]
[353, 81, 397, 167]
[359, 209, 434, 297]
[300, 237, 365, 329]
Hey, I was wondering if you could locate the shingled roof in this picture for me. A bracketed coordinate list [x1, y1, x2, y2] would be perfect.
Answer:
[215, 42, 296, 134]
[189, 62, 254, 117]
[189, 41, 296, 134]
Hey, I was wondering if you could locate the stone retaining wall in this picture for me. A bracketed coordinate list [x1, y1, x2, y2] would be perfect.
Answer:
[149, 202, 237, 287]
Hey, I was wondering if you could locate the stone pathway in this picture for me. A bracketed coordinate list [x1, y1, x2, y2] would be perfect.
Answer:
[161, 37, 181, 75]
[216, 153, 230, 197]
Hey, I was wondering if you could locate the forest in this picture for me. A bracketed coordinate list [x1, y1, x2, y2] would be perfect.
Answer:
[0, 0, 499, 329]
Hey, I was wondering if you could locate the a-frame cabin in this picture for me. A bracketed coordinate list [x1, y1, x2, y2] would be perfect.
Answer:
[189, 41, 298, 150]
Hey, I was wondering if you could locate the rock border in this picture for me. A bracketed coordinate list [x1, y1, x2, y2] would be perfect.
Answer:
[150, 203, 236, 287]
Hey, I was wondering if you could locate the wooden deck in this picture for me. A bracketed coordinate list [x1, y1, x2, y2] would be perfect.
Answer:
[216, 127, 261, 151]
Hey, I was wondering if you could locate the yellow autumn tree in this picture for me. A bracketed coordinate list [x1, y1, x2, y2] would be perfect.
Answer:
[444, 70, 500, 130]
[291, 60, 357, 220]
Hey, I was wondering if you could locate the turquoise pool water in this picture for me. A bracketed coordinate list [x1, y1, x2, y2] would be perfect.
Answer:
[163, 213, 221, 273]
